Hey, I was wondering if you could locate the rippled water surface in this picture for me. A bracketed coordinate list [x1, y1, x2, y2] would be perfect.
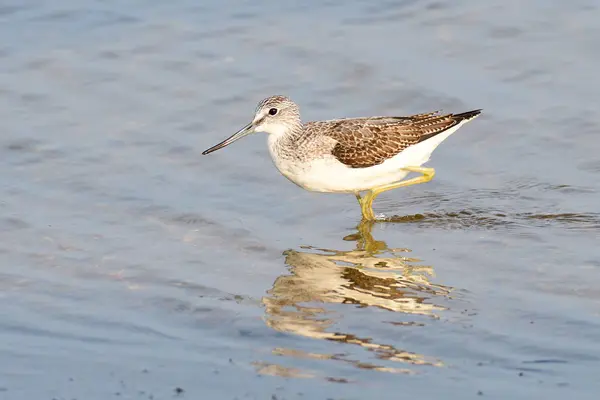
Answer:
[1, 1, 600, 399]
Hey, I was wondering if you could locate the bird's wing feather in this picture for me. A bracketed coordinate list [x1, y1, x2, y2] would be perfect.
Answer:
[304, 110, 480, 168]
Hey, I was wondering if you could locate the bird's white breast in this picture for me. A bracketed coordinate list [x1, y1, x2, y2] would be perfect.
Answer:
[266, 121, 466, 193]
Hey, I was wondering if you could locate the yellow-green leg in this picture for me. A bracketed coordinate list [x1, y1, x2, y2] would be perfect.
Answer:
[355, 192, 375, 221]
[355, 191, 376, 221]
[356, 166, 436, 221]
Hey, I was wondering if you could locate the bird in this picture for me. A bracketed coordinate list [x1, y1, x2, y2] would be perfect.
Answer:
[202, 95, 481, 220]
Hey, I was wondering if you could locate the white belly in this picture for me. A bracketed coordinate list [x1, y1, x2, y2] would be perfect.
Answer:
[280, 158, 412, 193]
[268, 122, 465, 193]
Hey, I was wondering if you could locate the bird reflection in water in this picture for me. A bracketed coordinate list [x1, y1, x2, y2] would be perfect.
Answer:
[259, 221, 452, 377]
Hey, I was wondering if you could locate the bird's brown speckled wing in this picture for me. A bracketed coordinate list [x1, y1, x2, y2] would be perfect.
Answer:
[305, 110, 481, 168]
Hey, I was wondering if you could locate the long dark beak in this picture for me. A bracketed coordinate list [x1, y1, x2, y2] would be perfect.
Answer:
[202, 122, 255, 155]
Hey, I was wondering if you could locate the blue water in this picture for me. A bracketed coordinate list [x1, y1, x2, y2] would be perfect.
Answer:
[1, 1, 599, 399]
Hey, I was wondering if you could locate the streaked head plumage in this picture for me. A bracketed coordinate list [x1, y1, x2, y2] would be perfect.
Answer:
[251, 95, 301, 136]
[201, 95, 301, 155]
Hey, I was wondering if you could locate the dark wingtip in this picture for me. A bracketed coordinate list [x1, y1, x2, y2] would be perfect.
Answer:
[454, 109, 482, 121]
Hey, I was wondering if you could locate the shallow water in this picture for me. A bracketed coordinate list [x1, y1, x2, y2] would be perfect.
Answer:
[1, 0, 600, 399]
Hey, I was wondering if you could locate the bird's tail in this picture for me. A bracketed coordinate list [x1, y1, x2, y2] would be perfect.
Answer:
[453, 109, 482, 122]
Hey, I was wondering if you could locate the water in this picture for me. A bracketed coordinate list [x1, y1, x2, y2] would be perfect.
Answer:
[1, 0, 600, 399]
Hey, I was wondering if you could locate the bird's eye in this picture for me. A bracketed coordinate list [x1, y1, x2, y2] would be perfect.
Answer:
[268, 108, 278, 115]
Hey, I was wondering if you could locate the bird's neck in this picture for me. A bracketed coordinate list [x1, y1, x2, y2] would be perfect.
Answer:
[267, 122, 305, 160]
